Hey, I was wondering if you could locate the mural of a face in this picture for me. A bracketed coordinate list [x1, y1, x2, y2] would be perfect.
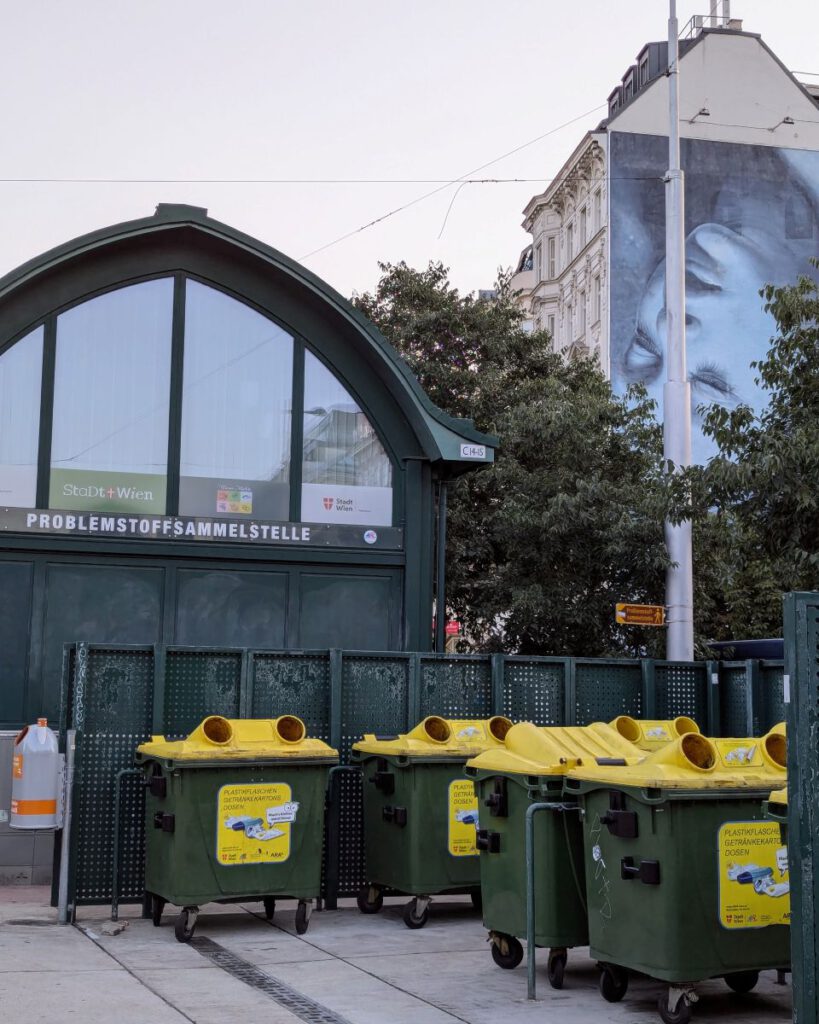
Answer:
[611, 136, 819, 463]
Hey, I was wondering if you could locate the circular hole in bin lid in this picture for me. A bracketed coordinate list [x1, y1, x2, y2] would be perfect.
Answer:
[764, 731, 786, 768]
[489, 716, 513, 741]
[673, 717, 699, 736]
[612, 716, 641, 742]
[424, 716, 452, 743]
[202, 716, 233, 745]
[681, 733, 716, 770]
[276, 716, 306, 743]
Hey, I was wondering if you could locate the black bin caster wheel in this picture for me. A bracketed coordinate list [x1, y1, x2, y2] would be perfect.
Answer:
[174, 906, 197, 943]
[150, 894, 166, 927]
[402, 897, 429, 929]
[263, 897, 276, 921]
[490, 933, 523, 969]
[725, 970, 759, 994]
[356, 885, 383, 914]
[547, 948, 567, 989]
[295, 900, 312, 935]
[658, 989, 693, 1024]
[599, 962, 628, 1003]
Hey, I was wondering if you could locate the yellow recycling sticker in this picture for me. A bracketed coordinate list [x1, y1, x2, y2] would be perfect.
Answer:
[718, 820, 790, 929]
[216, 782, 296, 865]
[448, 779, 480, 857]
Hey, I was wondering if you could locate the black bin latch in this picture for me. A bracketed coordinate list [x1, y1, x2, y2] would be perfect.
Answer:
[153, 811, 175, 833]
[621, 856, 661, 885]
[485, 777, 508, 817]
[600, 791, 638, 838]
[476, 829, 501, 853]
[369, 758, 395, 795]
[147, 774, 167, 799]
[382, 805, 407, 827]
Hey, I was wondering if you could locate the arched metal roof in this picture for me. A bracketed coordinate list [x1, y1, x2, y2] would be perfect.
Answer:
[0, 203, 496, 475]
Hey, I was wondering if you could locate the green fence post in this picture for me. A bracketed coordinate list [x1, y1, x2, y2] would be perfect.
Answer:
[238, 648, 252, 719]
[743, 658, 757, 736]
[784, 591, 819, 1024]
[491, 654, 505, 716]
[564, 658, 576, 726]
[705, 660, 721, 737]
[408, 652, 421, 726]
[329, 649, 343, 752]
[640, 660, 657, 719]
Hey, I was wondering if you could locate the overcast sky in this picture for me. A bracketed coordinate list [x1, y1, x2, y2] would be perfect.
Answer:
[2, 1, 818, 299]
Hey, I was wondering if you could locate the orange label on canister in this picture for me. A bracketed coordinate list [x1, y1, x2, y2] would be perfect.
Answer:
[12, 754, 23, 779]
[11, 798, 57, 815]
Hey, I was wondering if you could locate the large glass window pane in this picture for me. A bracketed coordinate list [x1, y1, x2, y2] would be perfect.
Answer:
[0, 327, 43, 508]
[50, 280, 173, 513]
[179, 281, 293, 520]
[301, 351, 393, 526]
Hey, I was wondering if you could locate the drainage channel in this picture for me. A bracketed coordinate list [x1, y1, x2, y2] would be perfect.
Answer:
[189, 935, 354, 1024]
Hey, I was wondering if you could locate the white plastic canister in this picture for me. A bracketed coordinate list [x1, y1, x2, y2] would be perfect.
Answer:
[10, 718, 61, 829]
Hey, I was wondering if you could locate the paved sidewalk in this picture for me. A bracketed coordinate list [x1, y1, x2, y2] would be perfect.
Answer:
[0, 887, 792, 1023]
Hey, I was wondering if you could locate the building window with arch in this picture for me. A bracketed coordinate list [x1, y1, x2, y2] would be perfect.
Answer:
[579, 207, 587, 249]
[593, 274, 602, 323]
[547, 236, 557, 279]
[0, 327, 43, 508]
[534, 241, 542, 280]
[301, 351, 393, 525]
[179, 280, 294, 520]
[593, 190, 603, 233]
[50, 279, 174, 514]
[566, 223, 574, 263]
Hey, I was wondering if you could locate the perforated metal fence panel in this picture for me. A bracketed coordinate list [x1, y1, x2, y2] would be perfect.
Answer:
[419, 655, 492, 719]
[784, 593, 819, 1024]
[58, 645, 784, 909]
[575, 659, 642, 723]
[250, 652, 331, 742]
[66, 644, 154, 907]
[653, 661, 708, 722]
[501, 657, 566, 724]
[163, 649, 243, 736]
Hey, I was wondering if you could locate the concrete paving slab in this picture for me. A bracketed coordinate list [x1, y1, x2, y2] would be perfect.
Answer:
[259, 955, 467, 1024]
[0, 967, 192, 1024]
[133, 966, 304, 1024]
[0, 918, 118, 972]
[0, 886, 795, 1024]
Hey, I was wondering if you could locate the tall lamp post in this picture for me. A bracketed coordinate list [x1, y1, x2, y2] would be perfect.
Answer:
[664, 0, 694, 660]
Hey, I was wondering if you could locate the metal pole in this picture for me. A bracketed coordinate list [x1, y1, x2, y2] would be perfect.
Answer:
[663, 0, 694, 661]
[526, 801, 578, 999]
[57, 729, 75, 925]
[435, 480, 448, 653]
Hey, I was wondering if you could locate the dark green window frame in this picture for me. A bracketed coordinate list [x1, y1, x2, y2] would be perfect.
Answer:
[9, 272, 401, 525]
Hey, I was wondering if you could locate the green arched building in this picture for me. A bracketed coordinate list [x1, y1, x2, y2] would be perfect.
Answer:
[0, 204, 495, 730]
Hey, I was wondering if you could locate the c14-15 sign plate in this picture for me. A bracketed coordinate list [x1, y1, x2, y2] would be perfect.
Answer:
[615, 603, 666, 627]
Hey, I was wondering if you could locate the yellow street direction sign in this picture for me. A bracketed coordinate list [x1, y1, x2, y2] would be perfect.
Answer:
[615, 603, 666, 627]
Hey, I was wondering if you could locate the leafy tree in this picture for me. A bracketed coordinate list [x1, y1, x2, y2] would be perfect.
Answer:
[354, 261, 674, 655]
[691, 266, 819, 643]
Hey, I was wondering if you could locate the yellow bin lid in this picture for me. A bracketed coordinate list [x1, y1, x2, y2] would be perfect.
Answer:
[610, 715, 700, 751]
[465, 721, 641, 777]
[353, 716, 512, 758]
[136, 715, 338, 762]
[565, 727, 787, 791]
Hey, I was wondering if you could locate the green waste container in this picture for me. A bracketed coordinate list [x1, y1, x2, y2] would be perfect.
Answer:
[351, 715, 511, 928]
[136, 714, 338, 942]
[464, 721, 641, 988]
[564, 727, 789, 1023]
[765, 787, 788, 844]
